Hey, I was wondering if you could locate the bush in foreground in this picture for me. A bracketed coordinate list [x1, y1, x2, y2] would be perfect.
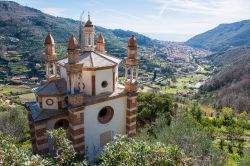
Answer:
[100, 135, 190, 166]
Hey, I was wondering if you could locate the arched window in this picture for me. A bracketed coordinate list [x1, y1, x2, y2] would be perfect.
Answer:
[88, 34, 91, 45]
[54, 119, 69, 129]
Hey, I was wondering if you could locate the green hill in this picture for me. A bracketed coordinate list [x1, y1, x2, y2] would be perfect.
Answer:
[186, 20, 250, 51]
[0, 1, 155, 57]
[0, 1, 157, 83]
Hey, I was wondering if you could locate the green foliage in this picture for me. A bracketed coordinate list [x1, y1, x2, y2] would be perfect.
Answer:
[100, 135, 189, 166]
[0, 105, 28, 140]
[138, 113, 226, 165]
[190, 103, 202, 122]
[47, 128, 76, 164]
[137, 92, 173, 126]
[0, 134, 53, 165]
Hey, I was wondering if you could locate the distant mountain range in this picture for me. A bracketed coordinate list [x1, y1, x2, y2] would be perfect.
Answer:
[186, 20, 250, 51]
[0, 1, 155, 59]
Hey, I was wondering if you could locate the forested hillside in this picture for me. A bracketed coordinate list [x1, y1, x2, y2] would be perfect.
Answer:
[200, 46, 250, 113]
[186, 20, 250, 51]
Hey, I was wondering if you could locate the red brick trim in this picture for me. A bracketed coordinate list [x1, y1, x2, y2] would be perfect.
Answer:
[74, 144, 85, 153]
[126, 123, 136, 131]
[126, 116, 136, 123]
[71, 137, 84, 144]
[37, 138, 48, 145]
[69, 127, 84, 136]
[37, 148, 49, 155]
[35, 128, 47, 137]
[127, 109, 137, 116]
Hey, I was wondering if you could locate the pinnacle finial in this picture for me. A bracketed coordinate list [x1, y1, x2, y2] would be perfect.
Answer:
[44, 32, 55, 45]
[88, 11, 90, 20]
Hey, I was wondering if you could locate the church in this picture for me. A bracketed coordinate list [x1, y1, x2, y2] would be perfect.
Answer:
[25, 14, 139, 160]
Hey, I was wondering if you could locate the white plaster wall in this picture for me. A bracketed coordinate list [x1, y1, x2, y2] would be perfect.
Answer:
[84, 96, 127, 161]
[59, 66, 67, 80]
[82, 70, 92, 95]
[42, 96, 58, 110]
[95, 69, 113, 95]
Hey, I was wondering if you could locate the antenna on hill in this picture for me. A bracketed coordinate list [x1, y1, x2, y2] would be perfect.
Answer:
[80, 10, 85, 25]
[79, 10, 85, 50]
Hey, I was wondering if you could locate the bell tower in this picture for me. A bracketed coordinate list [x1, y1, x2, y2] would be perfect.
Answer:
[84, 12, 94, 52]
[44, 32, 58, 81]
[125, 35, 139, 137]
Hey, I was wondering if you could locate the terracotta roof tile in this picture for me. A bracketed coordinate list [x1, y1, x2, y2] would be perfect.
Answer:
[44, 32, 55, 45]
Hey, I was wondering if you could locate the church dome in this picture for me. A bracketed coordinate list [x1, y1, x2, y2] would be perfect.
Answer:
[44, 32, 55, 45]
[128, 35, 137, 47]
[97, 34, 105, 43]
[68, 35, 79, 50]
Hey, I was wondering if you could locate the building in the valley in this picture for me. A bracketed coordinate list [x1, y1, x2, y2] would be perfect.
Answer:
[25, 14, 139, 161]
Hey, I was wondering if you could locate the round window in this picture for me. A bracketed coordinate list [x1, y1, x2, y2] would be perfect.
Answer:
[46, 99, 54, 105]
[98, 106, 114, 124]
[101, 81, 108, 88]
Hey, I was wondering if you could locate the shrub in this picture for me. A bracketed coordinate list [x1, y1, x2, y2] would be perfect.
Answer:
[100, 135, 190, 166]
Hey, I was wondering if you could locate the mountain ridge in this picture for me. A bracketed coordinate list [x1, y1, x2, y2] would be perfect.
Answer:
[186, 20, 250, 51]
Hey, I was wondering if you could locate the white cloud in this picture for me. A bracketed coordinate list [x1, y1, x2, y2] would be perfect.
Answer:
[145, 0, 250, 36]
[41, 8, 66, 17]
[149, 0, 250, 19]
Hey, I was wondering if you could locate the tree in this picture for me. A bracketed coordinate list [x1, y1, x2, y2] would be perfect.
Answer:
[237, 111, 248, 122]
[138, 114, 226, 166]
[222, 107, 235, 126]
[137, 92, 173, 126]
[190, 103, 202, 122]
[219, 139, 225, 151]
[0, 106, 28, 141]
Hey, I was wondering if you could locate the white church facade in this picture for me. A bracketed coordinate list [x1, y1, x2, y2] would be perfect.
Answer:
[25, 14, 139, 160]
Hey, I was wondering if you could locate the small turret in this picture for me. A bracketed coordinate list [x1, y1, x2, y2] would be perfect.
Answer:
[67, 35, 81, 64]
[127, 35, 137, 59]
[44, 32, 57, 80]
[124, 35, 139, 92]
[96, 33, 105, 54]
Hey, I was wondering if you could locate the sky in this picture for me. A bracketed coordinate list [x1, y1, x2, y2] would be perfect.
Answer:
[11, 0, 250, 41]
